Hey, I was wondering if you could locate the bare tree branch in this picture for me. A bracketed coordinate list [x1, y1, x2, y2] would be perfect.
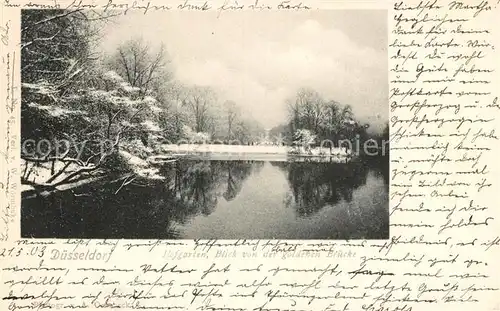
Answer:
[21, 9, 83, 32]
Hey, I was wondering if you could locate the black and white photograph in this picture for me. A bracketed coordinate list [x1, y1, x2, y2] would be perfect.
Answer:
[20, 9, 389, 239]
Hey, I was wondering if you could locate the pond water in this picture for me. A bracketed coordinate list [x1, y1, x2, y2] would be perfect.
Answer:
[21, 158, 389, 239]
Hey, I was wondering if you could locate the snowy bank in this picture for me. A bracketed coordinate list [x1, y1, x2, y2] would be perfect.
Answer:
[119, 150, 165, 180]
[161, 144, 351, 156]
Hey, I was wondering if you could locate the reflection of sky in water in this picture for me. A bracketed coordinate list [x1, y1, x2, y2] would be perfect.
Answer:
[21, 160, 388, 239]
[175, 162, 388, 239]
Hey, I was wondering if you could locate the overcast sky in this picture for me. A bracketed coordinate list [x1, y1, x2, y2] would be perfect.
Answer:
[101, 10, 387, 132]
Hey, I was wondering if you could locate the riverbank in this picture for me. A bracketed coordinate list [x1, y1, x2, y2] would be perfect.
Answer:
[21, 145, 354, 193]
[147, 144, 352, 164]
[160, 144, 351, 156]
[20, 149, 164, 194]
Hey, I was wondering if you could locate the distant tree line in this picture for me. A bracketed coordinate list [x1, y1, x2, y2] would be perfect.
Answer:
[270, 87, 389, 153]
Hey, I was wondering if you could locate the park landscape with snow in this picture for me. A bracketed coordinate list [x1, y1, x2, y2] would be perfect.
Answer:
[20, 9, 389, 239]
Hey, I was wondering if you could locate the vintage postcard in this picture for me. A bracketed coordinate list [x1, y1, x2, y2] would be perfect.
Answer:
[1, 0, 499, 310]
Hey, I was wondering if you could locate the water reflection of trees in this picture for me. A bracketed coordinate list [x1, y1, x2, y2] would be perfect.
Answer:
[271, 161, 369, 217]
[364, 154, 389, 186]
[161, 160, 262, 217]
[22, 160, 262, 238]
[21, 159, 388, 239]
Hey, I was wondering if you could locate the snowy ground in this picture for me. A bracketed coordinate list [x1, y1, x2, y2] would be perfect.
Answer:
[161, 144, 351, 156]
[21, 149, 165, 193]
[20, 160, 83, 192]
[119, 150, 165, 180]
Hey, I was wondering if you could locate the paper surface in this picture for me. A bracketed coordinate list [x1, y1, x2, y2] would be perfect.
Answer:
[1, 0, 499, 310]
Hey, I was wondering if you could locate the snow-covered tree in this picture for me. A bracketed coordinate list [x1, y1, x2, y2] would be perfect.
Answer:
[20, 10, 165, 188]
[293, 129, 316, 153]
[108, 37, 171, 99]
[21, 68, 164, 187]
